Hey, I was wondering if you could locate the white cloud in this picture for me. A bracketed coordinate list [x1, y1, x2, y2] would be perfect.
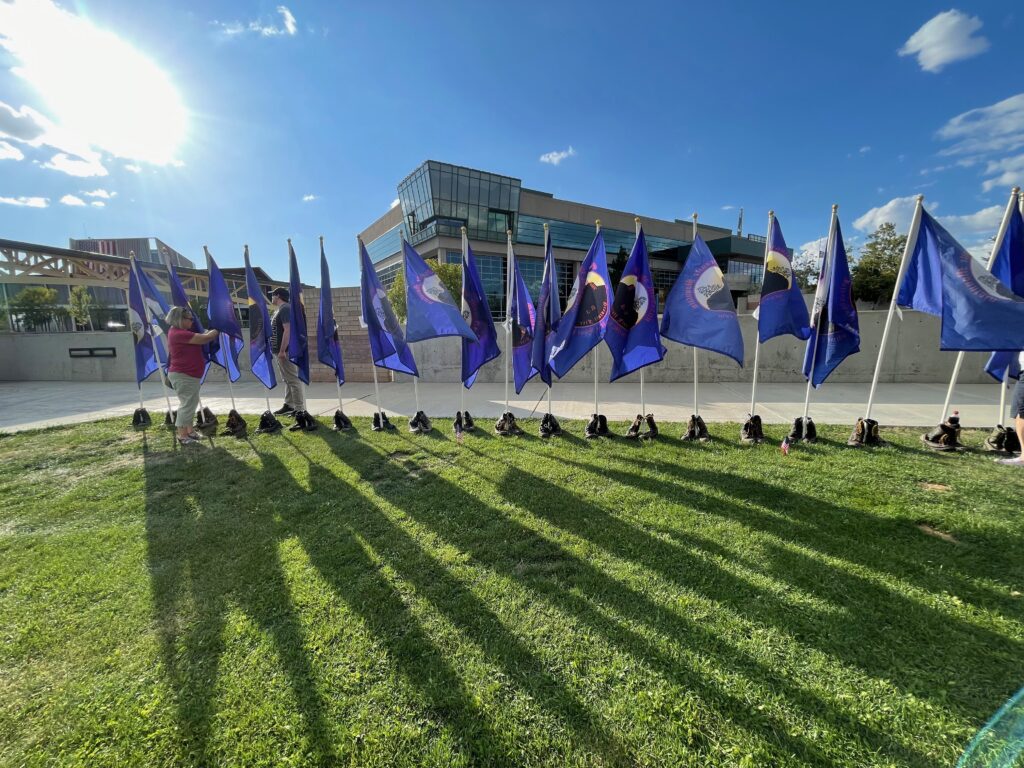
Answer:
[0, 140, 24, 161]
[936, 93, 1024, 157]
[124, 163, 141, 173]
[90, 200, 105, 208]
[859, 146, 871, 154]
[390, 198, 400, 209]
[540, 145, 576, 166]
[60, 193, 86, 206]
[938, 204, 1004, 235]
[853, 196, 924, 233]
[302, 193, 317, 202]
[0, 101, 49, 143]
[0, 195, 47, 207]
[42, 152, 108, 177]
[721, 205, 734, 211]
[83, 188, 115, 198]
[898, 10, 989, 73]
[214, 5, 298, 38]
[980, 153, 1024, 192]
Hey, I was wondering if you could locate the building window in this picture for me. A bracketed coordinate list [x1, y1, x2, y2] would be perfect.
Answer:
[727, 260, 764, 284]
[517, 214, 688, 254]
[652, 269, 677, 304]
[376, 262, 401, 291]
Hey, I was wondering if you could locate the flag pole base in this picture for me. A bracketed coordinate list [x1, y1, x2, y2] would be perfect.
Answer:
[984, 424, 1021, 453]
[539, 412, 563, 439]
[681, 414, 711, 442]
[495, 411, 524, 437]
[459, 410, 475, 431]
[221, 409, 247, 438]
[408, 411, 431, 434]
[788, 416, 817, 444]
[333, 410, 352, 431]
[847, 417, 882, 447]
[289, 410, 319, 432]
[920, 411, 965, 452]
[740, 413, 766, 444]
[131, 407, 152, 429]
[256, 410, 283, 434]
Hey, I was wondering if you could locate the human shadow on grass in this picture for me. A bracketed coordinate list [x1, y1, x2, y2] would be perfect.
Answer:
[143, 444, 337, 766]
[545, 449, 1024, 722]
[315, 433, 930, 766]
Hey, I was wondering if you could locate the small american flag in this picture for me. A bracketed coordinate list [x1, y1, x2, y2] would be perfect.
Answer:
[780, 437, 790, 456]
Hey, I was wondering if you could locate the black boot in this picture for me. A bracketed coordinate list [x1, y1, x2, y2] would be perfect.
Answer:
[585, 413, 600, 439]
[549, 414, 562, 436]
[802, 417, 817, 444]
[381, 413, 395, 430]
[222, 409, 247, 437]
[372, 412, 382, 431]
[641, 414, 659, 440]
[848, 417, 882, 447]
[495, 412, 509, 436]
[597, 414, 611, 437]
[334, 410, 352, 431]
[131, 407, 151, 429]
[416, 411, 432, 432]
[539, 413, 553, 439]
[164, 409, 175, 427]
[409, 412, 422, 433]
[741, 414, 764, 444]
[454, 411, 464, 437]
[463, 410, 475, 430]
[625, 414, 643, 439]
[922, 412, 963, 451]
[787, 417, 804, 442]
[507, 412, 524, 436]
[290, 410, 318, 432]
[984, 425, 1007, 452]
[256, 410, 283, 434]
[1006, 426, 1022, 453]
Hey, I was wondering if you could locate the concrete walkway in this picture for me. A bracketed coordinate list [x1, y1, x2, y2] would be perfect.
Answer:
[0, 379, 1014, 433]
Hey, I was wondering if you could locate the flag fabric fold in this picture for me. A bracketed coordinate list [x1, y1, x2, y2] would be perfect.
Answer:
[244, 248, 276, 389]
[460, 238, 500, 387]
[548, 230, 612, 378]
[287, 241, 310, 384]
[756, 216, 811, 343]
[506, 250, 538, 393]
[360, 241, 418, 375]
[317, 240, 345, 385]
[205, 249, 243, 383]
[530, 231, 562, 387]
[403, 240, 475, 343]
[660, 234, 744, 366]
[802, 216, 859, 387]
[164, 257, 218, 374]
[984, 203, 1024, 381]
[898, 209, 1024, 351]
[606, 226, 666, 381]
[128, 259, 163, 384]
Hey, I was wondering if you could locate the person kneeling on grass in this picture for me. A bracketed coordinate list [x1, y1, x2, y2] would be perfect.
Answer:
[165, 306, 219, 446]
[998, 350, 1024, 467]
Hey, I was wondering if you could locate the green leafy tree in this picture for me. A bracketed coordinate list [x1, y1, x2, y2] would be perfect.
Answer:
[387, 259, 462, 323]
[68, 285, 94, 330]
[852, 223, 906, 305]
[792, 248, 823, 291]
[10, 286, 59, 331]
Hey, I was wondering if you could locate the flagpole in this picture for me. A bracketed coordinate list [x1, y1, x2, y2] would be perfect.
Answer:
[750, 211, 773, 417]
[803, 205, 839, 421]
[542, 223, 553, 416]
[594, 219, 602, 416]
[460, 226, 469, 416]
[999, 371, 1009, 426]
[937, 186, 1020, 422]
[864, 196, 923, 422]
[401, 237, 422, 416]
[691, 213, 699, 416]
[504, 229, 514, 414]
[634, 218, 646, 415]
[372, 364, 383, 418]
[131, 251, 174, 419]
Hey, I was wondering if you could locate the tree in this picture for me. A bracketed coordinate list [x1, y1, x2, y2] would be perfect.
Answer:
[851, 222, 906, 306]
[387, 259, 462, 323]
[792, 249, 823, 291]
[10, 286, 59, 331]
[68, 285, 94, 330]
[608, 246, 629, 289]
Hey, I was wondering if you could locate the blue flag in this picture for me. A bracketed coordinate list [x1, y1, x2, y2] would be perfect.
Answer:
[403, 240, 475, 343]
[549, 230, 612, 378]
[204, 248, 243, 383]
[287, 241, 310, 384]
[606, 226, 666, 381]
[984, 204, 1024, 381]
[164, 254, 219, 376]
[134, 264, 172, 371]
[898, 209, 1024, 351]
[460, 237, 500, 387]
[316, 240, 345, 385]
[756, 216, 811, 343]
[360, 240, 418, 375]
[128, 259, 163, 384]
[802, 216, 859, 387]
[507, 249, 538, 393]
[661, 234, 744, 366]
[243, 247, 276, 390]
[530, 230, 562, 387]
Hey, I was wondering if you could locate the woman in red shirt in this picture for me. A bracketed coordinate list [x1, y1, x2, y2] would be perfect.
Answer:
[165, 306, 219, 445]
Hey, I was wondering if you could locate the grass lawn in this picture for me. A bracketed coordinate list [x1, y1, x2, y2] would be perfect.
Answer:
[1, 416, 1022, 767]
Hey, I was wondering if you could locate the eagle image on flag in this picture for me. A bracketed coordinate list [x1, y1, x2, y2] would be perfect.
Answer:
[756, 215, 811, 343]
[606, 225, 665, 381]
[548, 230, 612, 378]
[506, 251, 538, 393]
[660, 234, 744, 366]
[360, 240, 418, 375]
[205, 247, 243, 382]
[461, 237, 500, 387]
[984, 202, 1024, 382]
[243, 246, 276, 389]
[403, 239, 476, 343]
[287, 241, 310, 384]
[530, 229, 562, 386]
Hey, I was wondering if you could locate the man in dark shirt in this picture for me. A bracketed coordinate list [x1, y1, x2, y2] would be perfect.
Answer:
[270, 287, 306, 415]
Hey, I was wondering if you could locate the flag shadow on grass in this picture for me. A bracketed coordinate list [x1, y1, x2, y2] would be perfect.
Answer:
[143, 443, 337, 766]
[312, 430, 932, 766]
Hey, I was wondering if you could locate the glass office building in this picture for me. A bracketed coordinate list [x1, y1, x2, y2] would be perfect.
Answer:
[360, 160, 771, 318]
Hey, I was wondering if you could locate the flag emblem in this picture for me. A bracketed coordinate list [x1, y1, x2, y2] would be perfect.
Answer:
[762, 249, 793, 293]
[693, 265, 733, 312]
[610, 274, 649, 330]
[570, 269, 609, 327]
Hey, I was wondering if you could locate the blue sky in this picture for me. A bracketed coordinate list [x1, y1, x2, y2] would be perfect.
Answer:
[1, 1, 1022, 285]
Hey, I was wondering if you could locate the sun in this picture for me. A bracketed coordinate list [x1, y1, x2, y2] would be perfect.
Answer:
[0, 0, 188, 165]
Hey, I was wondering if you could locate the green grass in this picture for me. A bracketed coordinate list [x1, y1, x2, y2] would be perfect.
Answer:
[1, 416, 1022, 767]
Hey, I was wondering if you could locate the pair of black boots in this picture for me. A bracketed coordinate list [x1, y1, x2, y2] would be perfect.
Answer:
[453, 410, 476, 436]
[221, 409, 247, 438]
[408, 411, 432, 434]
[495, 412, 524, 436]
[921, 412, 963, 451]
[788, 416, 818, 444]
[847, 417, 882, 447]
[256, 410, 284, 434]
[985, 424, 1022, 453]
[625, 414, 658, 440]
[585, 414, 612, 439]
[539, 413, 562, 439]
[288, 410, 318, 432]
[681, 414, 711, 442]
[740, 414, 765, 444]
[333, 410, 352, 431]
[371, 411, 395, 431]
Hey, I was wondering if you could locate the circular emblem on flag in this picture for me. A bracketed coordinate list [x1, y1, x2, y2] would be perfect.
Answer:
[373, 287, 404, 337]
[610, 275, 648, 330]
[693, 265, 734, 312]
[416, 274, 450, 304]
[970, 258, 1017, 301]
[248, 301, 265, 341]
[575, 270, 609, 327]
[761, 249, 792, 295]
[129, 308, 146, 343]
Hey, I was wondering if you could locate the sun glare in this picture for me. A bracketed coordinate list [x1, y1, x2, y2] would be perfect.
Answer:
[0, 0, 188, 165]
